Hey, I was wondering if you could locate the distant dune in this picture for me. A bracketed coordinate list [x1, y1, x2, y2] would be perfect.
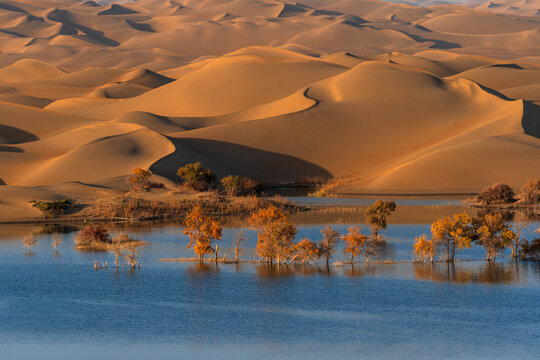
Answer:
[0, 0, 539, 218]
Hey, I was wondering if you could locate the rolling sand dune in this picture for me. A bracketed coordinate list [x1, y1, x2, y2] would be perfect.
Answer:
[0, 0, 539, 219]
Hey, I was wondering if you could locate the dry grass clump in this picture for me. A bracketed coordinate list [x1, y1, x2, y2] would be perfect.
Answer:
[475, 183, 516, 205]
[220, 175, 260, 196]
[309, 174, 360, 197]
[79, 193, 299, 222]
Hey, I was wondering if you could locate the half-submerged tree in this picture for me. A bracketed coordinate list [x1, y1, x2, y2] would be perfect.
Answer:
[413, 234, 438, 263]
[52, 232, 62, 254]
[177, 162, 216, 191]
[508, 221, 527, 258]
[431, 213, 474, 262]
[184, 205, 222, 261]
[250, 205, 297, 264]
[365, 200, 396, 239]
[476, 214, 514, 262]
[295, 238, 319, 265]
[342, 226, 370, 263]
[233, 231, 246, 262]
[125, 242, 141, 269]
[476, 183, 516, 205]
[318, 225, 340, 266]
[22, 235, 37, 254]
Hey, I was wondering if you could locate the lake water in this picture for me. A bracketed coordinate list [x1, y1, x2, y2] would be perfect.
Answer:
[0, 203, 539, 359]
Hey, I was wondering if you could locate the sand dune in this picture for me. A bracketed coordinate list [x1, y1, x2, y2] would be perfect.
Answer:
[0, 0, 539, 218]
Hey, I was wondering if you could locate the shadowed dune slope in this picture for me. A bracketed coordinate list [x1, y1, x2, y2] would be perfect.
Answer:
[0, 0, 539, 201]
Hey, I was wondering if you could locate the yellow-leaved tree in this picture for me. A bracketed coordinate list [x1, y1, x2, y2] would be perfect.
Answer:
[431, 213, 474, 262]
[250, 205, 297, 264]
[184, 205, 222, 261]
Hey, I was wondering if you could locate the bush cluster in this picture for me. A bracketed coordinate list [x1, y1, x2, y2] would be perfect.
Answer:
[475, 183, 516, 205]
[28, 199, 73, 217]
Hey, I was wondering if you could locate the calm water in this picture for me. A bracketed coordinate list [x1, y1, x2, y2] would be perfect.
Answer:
[0, 210, 539, 359]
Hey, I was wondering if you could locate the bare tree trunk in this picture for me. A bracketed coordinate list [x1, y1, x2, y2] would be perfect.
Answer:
[215, 244, 219, 263]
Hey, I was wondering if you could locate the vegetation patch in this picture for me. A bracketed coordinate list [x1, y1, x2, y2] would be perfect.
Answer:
[28, 199, 74, 217]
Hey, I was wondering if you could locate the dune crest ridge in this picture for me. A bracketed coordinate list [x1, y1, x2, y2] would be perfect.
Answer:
[0, 0, 539, 218]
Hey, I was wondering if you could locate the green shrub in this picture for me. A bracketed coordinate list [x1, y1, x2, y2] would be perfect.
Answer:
[28, 199, 73, 217]
[176, 162, 215, 191]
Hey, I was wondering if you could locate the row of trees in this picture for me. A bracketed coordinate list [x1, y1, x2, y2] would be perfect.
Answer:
[476, 179, 540, 205]
[183, 200, 397, 264]
[130, 163, 259, 195]
[414, 213, 539, 263]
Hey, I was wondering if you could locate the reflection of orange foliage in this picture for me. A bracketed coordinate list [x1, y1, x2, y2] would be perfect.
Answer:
[295, 238, 319, 264]
[184, 205, 222, 260]
[413, 234, 438, 263]
[413, 263, 517, 284]
[250, 205, 297, 264]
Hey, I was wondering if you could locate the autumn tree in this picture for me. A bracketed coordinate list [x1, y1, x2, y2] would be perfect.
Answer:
[184, 205, 222, 261]
[295, 238, 319, 265]
[476, 214, 514, 261]
[318, 225, 340, 266]
[431, 213, 474, 262]
[365, 200, 396, 238]
[250, 205, 297, 264]
[22, 235, 37, 254]
[413, 234, 438, 263]
[342, 226, 369, 263]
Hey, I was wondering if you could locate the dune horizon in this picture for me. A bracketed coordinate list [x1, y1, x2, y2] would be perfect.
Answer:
[0, 0, 539, 219]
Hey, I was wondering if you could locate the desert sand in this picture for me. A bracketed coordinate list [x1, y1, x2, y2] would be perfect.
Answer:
[0, 0, 539, 219]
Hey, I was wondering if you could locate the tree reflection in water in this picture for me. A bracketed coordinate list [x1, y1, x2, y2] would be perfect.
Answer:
[413, 261, 523, 284]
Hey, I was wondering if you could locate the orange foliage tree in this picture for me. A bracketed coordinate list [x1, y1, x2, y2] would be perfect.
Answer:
[184, 205, 222, 261]
[413, 234, 438, 263]
[130, 168, 153, 191]
[431, 213, 474, 262]
[318, 225, 340, 266]
[477, 214, 514, 262]
[249, 205, 297, 264]
[342, 226, 370, 263]
[295, 238, 319, 265]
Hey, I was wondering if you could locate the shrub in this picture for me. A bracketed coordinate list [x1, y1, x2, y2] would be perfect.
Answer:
[520, 178, 540, 204]
[74, 225, 111, 248]
[28, 199, 73, 217]
[221, 175, 260, 196]
[129, 168, 165, 191]
[475, 183, 516, 205]
[177, 162, 215, 184]
[520, 237, 540, 260]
